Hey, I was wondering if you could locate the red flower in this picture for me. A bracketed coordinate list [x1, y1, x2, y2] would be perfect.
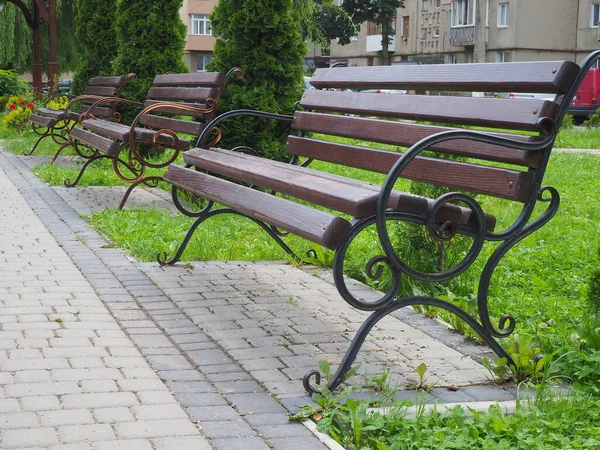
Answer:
[19, 100, 26, 105]
[27, 103, 35, 110]
[9, 104, 16, 110]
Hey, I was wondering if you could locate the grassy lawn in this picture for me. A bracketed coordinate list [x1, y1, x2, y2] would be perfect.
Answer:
[2, 118, 600, 449]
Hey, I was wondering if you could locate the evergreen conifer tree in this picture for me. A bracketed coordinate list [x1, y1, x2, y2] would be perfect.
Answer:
[72, 0, 118, 95]
[112, 0, 187, 120]
[209, 0, 306, 161]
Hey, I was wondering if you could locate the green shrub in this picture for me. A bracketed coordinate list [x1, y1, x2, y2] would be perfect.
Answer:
[72, 0, 118, 95]
[113, 0, 188, 123]
[0, 70, 28, 98]
[560, 113, 575, 130]
[209, 0, 306, 161]
[583, 107, 600, 128]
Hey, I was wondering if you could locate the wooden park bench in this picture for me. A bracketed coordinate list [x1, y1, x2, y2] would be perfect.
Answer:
[65, 68, 242, 209]
[26, 75, 134, 157]
[160, 51, 600, 393]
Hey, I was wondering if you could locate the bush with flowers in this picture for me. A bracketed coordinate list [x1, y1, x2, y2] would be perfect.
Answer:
[2, 97, 36, 133]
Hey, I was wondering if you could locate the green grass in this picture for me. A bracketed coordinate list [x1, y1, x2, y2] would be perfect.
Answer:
[301, 391, 600, 450]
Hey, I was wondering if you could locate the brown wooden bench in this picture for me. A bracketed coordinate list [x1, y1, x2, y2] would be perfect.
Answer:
[26, 75, 134, 156]
[65, 68, 242, 209]
[161, 51, 600, 393]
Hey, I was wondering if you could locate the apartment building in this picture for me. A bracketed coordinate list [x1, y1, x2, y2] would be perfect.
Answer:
[329, 0, 600, 66]
[180, 0, 218, 73]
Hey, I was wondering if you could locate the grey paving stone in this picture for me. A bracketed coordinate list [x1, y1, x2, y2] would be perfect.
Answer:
[1, 427, 59, 447]
[211, 437, 269, 450]
[92, 407, 135, 424]
[151, 436, 213, 450]
[20, 395, 61, 412]
[93, 440, 153, 450]
[226, 393, 287, 415]
[283, 429, 344, 449]
[200, 419, 256, 438]
[186, 405, 241, 422]
[59, 424, 116, 443]
[0, 412, 38, 429]
[37, 409, 95, 426]
[113, 419, 199, 439]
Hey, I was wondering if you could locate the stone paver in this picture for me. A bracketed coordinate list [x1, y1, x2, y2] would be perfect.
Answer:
[0, 148, 519, 449]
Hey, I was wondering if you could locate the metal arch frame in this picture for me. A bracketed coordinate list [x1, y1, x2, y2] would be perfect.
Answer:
[4, 0, 58, 93]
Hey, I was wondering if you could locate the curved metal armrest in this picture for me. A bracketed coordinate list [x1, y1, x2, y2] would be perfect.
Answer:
[375, 124, 558, 253]
[80, 97, 144, 121]
[195, 109, 295, 148]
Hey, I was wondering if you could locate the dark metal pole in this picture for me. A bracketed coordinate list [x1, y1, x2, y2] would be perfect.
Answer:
[47, 0, 59, 92]
[32, 2, 42, 93]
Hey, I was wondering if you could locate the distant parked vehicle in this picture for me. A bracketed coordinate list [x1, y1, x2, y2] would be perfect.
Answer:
[41, 79, 72, 94]
[361, 89, 407, 94]
[567, 67, 600, 124]
[501, 92, 556, 101]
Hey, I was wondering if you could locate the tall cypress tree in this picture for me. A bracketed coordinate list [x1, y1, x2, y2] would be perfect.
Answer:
[72, 0, 118, 95]
[209, 0, 306, 161]
[112, 0, 187, 119]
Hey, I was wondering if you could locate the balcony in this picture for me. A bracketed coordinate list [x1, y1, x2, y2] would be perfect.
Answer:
[366, 35, 396, 53]
[450, 26, 475, 46]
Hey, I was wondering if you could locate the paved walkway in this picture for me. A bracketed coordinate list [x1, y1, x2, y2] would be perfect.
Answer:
[0, 148, 517, 449]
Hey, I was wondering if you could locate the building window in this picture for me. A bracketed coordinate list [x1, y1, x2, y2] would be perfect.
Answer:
[423, 0, 429, 10]
[447, 54, 457, 64]
[495, 51, 508, 62]
[434, 0, 441, 7]
[592, 3, 600, 27]
[451, 0, 475, 27]
[421, 27, 428, 39]
[196, 54, 213, 72]
[401, 16, 410, 38]
[498, 2, 508, 27]
[190, 14, 212, 35]
[433, 27, 440, 37]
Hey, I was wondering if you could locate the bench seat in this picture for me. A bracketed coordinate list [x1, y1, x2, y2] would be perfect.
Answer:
[181, 147, 496, 232]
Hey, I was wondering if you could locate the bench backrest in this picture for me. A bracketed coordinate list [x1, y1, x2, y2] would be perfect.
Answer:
[78, 75, 130, 118]
[292, 59, 584, 208]
[139, 70, 240, 138]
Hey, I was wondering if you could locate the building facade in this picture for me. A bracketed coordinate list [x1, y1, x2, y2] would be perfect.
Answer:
[180, 0, 218, 73]
[328, 0, 600, 66]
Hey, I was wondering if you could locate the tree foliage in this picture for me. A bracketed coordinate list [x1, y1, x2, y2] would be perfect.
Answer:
[342, 0, 405, 65]
[112, 0, 187, 120]
[72, 0, 118, 95]
[0, 0, 77, 74]
[209, 0, 306, 161]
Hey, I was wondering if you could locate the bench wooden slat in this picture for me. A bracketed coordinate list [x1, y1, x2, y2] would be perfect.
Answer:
[164, 165, 352, 250]
[83, 86, 120, 97]
[183, 148, 381, 217]
[87, 76, 126, 87]
[81, 119, 190, 149]
[309, 61, 580, 94]
[139, 115, 205, 136]
[70, 127, 121, 156]
[300, 90, 557, 131]
[286, 136, 535, 202]
[143, 100, 213, 118]
[182, 148, 496, 231]
[153, 72, 226, 87]
[77, 105, 114, 119]
[147, 87, 218, 102]
[291, 111, 543, 169]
